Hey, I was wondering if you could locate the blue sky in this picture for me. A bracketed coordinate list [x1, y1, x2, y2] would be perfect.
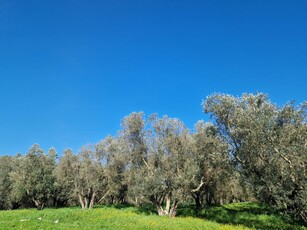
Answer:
[0, 0, 306, 155]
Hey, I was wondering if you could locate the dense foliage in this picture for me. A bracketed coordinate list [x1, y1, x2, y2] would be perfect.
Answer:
[203, 93, 306, 222]
[0, 93, 306, 224]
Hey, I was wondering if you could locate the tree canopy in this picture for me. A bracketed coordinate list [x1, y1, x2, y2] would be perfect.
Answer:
[0, 93, 306, 223]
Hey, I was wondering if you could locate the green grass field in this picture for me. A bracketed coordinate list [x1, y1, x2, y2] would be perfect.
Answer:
[0, 202, 305, 230]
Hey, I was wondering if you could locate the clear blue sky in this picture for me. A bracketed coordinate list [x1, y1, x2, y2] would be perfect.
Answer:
[0, 0, 306, 155]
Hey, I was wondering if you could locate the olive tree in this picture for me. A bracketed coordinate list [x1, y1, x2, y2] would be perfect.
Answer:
[138, 115, 194, 217]
[190, 121, 232, 210]
[10, 145, 56, 210]
[0, 156, 15, 209]
[53, 149, 75, 207]
[120, 112, 148, 205]
[203, 93, 307, 222]
[98, 136, 128, 204]
[55, 146, 107, 209]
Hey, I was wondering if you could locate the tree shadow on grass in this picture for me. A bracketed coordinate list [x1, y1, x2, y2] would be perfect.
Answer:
[134, 204, 157, 215]
[193, 203, 304, 230]
[95, 203, 157, 216]
[95, 204, 134, 209]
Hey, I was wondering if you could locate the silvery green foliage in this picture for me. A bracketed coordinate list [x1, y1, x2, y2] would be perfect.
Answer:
[10, 144, 56, 210]
[97, 136, 128, 204]
[53, 149, 77, 205]
[203, 93, 307, 222]
[190, 121, 236, 209]
[119, 112, 150, 205]
[55, 146, 107, 209]
[0, 156, 14, 209]
[134, 115, 194, 216]
[109, 112, 244, 216]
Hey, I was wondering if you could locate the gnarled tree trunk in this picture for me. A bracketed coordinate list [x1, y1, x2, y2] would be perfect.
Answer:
[152, 193, 179, 217]
[32, 199, 45, 210]
[78, 188, 97, 209]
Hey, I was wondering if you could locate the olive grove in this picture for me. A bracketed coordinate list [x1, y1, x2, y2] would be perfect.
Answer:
[0, 93, 305, 223]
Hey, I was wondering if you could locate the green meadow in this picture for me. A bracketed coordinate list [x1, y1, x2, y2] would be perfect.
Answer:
[0, 202, 305, 230]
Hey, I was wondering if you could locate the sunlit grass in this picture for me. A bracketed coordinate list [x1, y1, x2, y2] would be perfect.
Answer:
[0, 202, 305, 230]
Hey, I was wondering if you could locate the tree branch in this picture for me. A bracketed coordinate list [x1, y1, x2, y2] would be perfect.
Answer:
[191, 178, 205, 193]
[97, 189, 110, 204]
[143, 158, 154, 175]
[273, 147, 292, 166]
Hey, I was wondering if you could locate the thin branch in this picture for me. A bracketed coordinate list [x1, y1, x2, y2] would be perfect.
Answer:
[273, 147, 292, 166]
[97, 189, 110, 204]
[191, 178, 205, 193]
[265, 136, 293, 167]
[143, 158, 154, 175]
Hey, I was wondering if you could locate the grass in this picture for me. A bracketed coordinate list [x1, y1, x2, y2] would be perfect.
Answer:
[195, 202, 305, 230]
[0, 202, 305, 230]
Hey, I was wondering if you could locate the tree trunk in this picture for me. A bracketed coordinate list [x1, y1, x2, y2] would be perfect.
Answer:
[168, 200, 179, 218]
[156, 204, 167, 216]
[78, 194, 86, 209]
[193, 193, 202, 215]
[206, 192, 212, 205]
[135, 196, 139, 206]
[155, 199, 179, 217]
[84, 196, 89, 209]
[79, 192, 97, 209]
[89, 192, 96, 209]
[32, 199, 44, 210]
[165, 193, 171, 213]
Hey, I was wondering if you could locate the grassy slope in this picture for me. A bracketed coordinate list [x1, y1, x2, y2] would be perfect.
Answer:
[0, 202, 305, 230]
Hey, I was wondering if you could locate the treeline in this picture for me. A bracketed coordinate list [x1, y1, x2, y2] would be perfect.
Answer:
[0, 93, 306, 223]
